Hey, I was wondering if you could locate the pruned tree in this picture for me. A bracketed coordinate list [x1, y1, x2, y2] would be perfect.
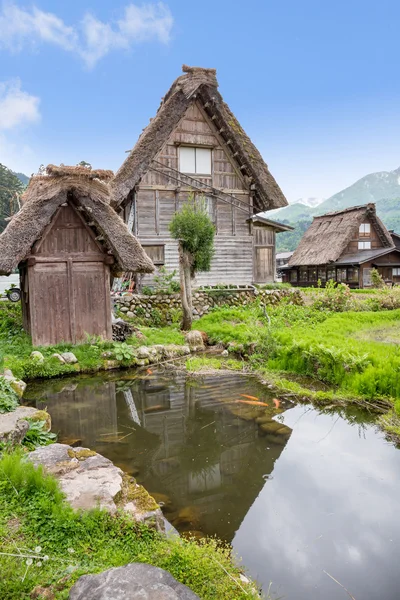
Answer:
[169, 195, 215, 330]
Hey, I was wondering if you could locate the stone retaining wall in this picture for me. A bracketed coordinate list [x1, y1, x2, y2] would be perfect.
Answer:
[113, 287, 302, 325]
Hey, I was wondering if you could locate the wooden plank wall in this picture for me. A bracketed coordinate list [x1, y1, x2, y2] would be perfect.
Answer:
[132, 99, 260, 285]
[343, 216, 384, 254]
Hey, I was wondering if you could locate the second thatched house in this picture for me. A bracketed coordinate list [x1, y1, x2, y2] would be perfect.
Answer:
[112, 65, 291, 287]
[282, 203, 400, 288]
[0, 165, 153, 345]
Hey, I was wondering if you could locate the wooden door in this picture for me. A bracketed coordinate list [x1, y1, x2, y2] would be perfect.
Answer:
[30, 262, 72, 346]
[254, 247, 274, 283]
[253, 226, 275, 283]
[363, 268, 373, 288]
[72, 262, 111, 341]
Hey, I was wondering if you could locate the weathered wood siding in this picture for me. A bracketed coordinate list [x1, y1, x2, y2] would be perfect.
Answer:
[343, 216, 384, 254]
[26, 203, 112, 346]
[130, 100, 276, 285]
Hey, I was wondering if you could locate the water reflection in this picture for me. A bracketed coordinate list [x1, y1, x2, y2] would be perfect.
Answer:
[25, 370, 400, 600]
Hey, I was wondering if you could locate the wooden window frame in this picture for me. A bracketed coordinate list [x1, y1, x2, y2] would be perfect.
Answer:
[358, 240, 371, 250]
[179, 146, 212, 175]
[359, 223, 371, 237]
[142, 245, 165, 266]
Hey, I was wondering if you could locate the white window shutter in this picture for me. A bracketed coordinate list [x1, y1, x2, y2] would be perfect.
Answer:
[195, 148, 212, 174]
[180, 147, 196, 173]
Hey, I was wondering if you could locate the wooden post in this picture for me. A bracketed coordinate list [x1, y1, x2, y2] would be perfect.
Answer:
[67, 258, 76, 344]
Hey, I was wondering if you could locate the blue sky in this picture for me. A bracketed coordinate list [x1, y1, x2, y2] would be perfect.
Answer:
[1, 0, 400, 202]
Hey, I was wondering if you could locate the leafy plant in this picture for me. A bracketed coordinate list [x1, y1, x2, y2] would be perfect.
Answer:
[149, 308, 162, 327]
[22, 419, 57, 450]
[142, 286, 153, 296]
[153, 267, 180, 294]
[0, 377, 19, 413]
[311, 280, 352, 312]
[371, 268, 386, 288]
[112, 342, 136, 361]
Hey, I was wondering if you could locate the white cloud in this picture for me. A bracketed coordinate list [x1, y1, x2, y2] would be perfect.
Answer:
[0, 2, 174, 68]
[0, 79, 40, 130]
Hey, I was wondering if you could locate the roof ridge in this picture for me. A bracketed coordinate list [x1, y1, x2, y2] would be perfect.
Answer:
[313, 203, 374, 219]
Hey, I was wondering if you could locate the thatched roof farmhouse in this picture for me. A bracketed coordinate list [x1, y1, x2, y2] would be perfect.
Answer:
[283, 203, 400, 288]
[112, 65, 289, 287]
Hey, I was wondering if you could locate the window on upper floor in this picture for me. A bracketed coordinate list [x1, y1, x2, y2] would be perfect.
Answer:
[179, 147, 212, 175]
[359, 223, 371, 236]
[358, 241, 371, 250]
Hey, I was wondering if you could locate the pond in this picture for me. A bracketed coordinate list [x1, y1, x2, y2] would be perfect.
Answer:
[24, 368, 400, 600]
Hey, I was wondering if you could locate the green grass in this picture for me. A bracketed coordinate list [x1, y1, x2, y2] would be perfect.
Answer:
[0, 451, 258, 600]
[185, 356, 244, 372]
[134, 326, 186, 347]
[269, 310, 400, 398]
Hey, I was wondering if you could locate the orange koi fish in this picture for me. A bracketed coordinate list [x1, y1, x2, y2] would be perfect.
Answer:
[273, 398, 281, 408]
[241, 394, 260, 401]
[236, 400, 269, 407]
[144, 405, 164, 412]
[147, 368, 153, 375]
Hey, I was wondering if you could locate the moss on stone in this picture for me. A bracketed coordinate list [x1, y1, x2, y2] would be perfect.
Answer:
[29, 410, 51, 432]
[67, 448, 97, 460]
[118, 473, 159, 512]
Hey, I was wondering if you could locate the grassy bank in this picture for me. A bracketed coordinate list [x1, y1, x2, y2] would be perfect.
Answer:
[0, 451, 258, 600]
[2, 288, 400, 433]
[0, 303, 186, 381]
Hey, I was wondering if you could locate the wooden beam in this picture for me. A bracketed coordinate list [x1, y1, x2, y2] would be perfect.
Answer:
[155, 190, 160, 235]
[67, 258, 76, 344]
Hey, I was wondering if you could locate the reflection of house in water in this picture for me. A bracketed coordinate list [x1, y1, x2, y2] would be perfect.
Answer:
[28, 378, 119, 448]
[26, 371, 293, 542]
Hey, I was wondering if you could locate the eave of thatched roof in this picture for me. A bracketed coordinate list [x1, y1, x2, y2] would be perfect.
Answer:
[112, 65, 287, 213]
[288, 203, 394, 267]
[248, 214, 294, 232]
[0, 166, 154, 275]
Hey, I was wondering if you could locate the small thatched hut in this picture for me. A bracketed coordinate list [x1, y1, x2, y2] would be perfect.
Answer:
[0, 165, 153, 345]
[283, 203, 400, 288]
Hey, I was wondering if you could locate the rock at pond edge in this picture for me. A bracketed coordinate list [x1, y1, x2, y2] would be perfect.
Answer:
[68, 563, 201, 600]
[27, 443, 164, 531]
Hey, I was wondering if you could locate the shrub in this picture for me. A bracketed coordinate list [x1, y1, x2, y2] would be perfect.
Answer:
[0, 378, 19, 413]
[311, 280, 353, 312]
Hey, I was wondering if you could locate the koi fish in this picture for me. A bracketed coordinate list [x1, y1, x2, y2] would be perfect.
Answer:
[144, 405, 165, 412]
[147, 368, 153, 375]
[236, 400, 269, 407]
[273, 398, 281, 409]
[241, 394, 260, 401]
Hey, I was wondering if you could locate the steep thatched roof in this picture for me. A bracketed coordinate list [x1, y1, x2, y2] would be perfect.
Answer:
[112, 65, 287, 213]
[288, 203, 394, 267]
[0, 166, 154, 275]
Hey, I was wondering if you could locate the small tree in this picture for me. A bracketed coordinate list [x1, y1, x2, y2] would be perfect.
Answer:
[370, 268, 386, 289]
[169, 195, 215, 330]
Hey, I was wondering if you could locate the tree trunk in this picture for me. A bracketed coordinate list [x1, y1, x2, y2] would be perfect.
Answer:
[178, 242, 192, 331]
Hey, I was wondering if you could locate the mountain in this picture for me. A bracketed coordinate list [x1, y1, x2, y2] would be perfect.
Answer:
[291, 197, 325, 208]
[272, 166, 400, 252]
[13, 171, 30, 186]
[315, 167, 400, 215]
